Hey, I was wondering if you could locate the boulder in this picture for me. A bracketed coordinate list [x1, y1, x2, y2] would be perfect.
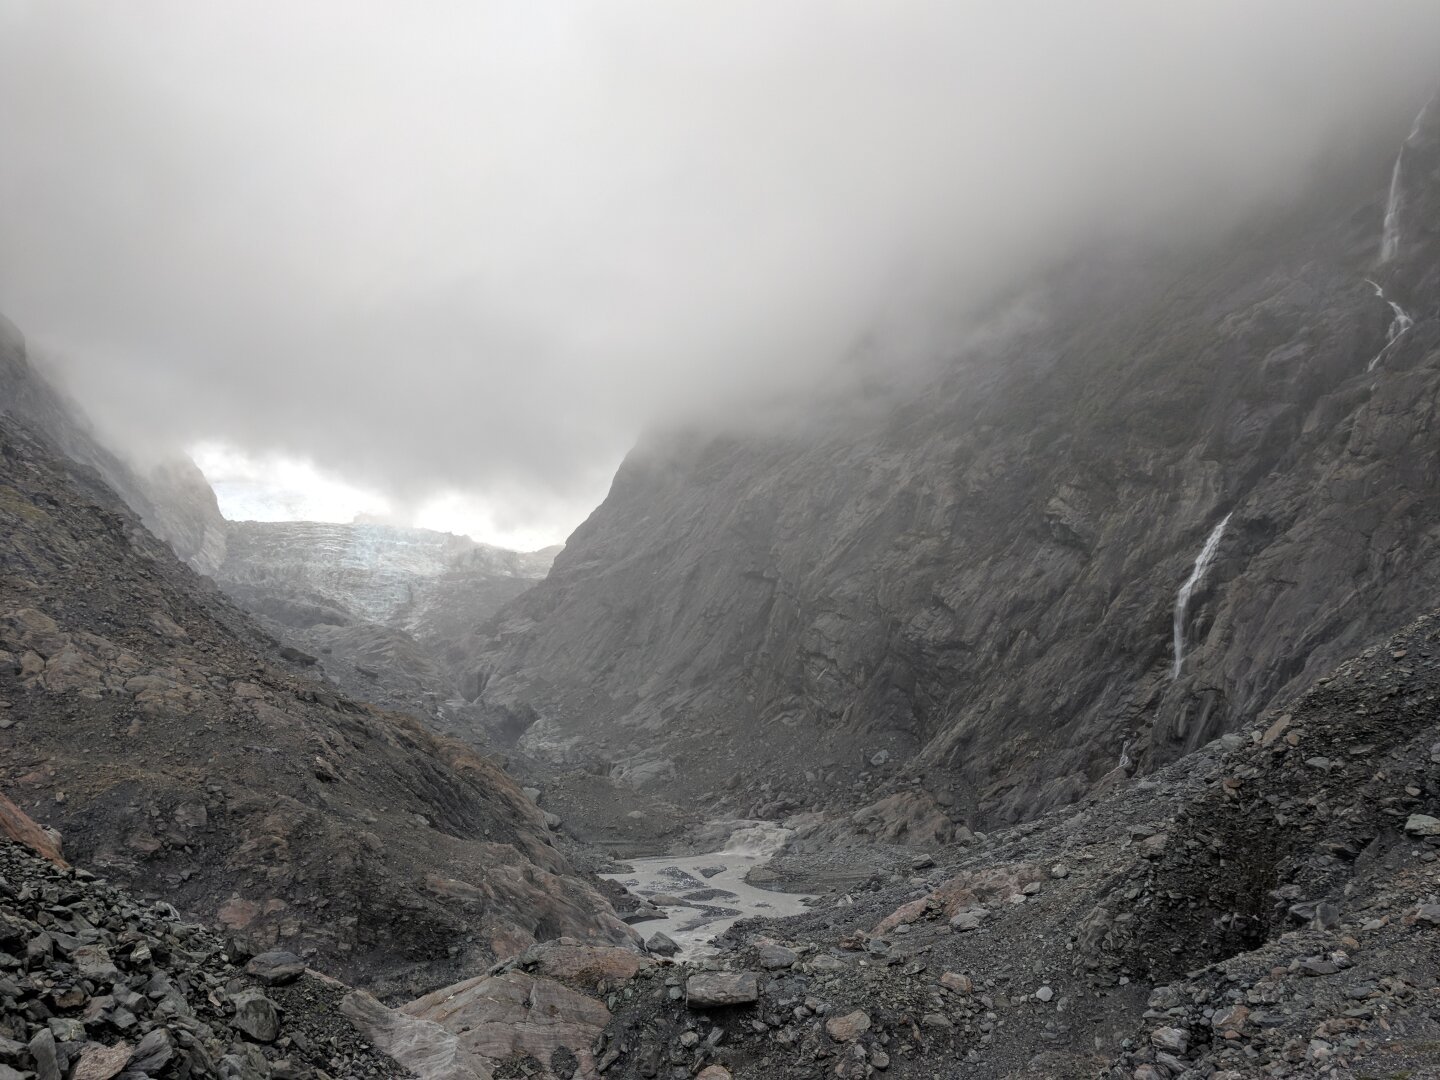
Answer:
[686, 972, 759, 1008]
[231, 989, 281, 1043]
[645, 932, 680, 957]
[825, 1010, 871, 1042]
[71, 1043, 133, 1080]
[516, 938, 653, 990]
[244, 950, 307, 986]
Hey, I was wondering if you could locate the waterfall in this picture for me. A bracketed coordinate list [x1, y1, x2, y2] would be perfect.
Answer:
[1363, 279, 1415, 371]
[1380, 151, 1404, 263]
[1379, 95, 1433, 263]
[1171, 513, 1231, 679]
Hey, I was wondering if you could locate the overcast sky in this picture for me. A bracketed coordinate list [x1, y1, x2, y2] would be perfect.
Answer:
[2, 2, 1438, 547]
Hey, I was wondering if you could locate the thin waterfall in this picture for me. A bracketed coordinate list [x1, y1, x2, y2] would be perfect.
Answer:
[1171, 513, 1231, 679]
[1380, 151, 1404, 263]
[1363, 279, 1414, 371]
[1379, 94, 1433, 264]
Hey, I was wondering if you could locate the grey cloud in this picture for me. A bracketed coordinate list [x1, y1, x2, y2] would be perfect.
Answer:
[2, 1, 1437, 540]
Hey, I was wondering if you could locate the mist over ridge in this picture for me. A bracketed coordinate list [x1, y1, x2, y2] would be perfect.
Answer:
[2, 1, 1438, 540]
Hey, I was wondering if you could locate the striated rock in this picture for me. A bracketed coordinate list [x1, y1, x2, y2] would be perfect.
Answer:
[70, 1042, 132, 1080]
[383, 970, 608, 1079]
[515, 938, 652, 990]
[341, 991, 484, 1080]
[0, 792, 64, 867]
[244, 950, 307, 986]
[940, 971, 972, 993]
[685, 972, 759, 1008]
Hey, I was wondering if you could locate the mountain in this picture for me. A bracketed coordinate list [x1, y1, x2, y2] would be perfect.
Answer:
[0, 316, 228, 576]
[469, 99, 1440, 826]
[0, 393, 634, 1000]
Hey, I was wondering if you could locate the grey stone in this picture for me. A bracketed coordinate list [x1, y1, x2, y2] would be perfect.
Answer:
[231, 989, 281, 1043]
[757, 944, 798, 970]
[685, 972, 759, 1008]
[244, 950, 307, 986]
[28, 1029, 60, 1080]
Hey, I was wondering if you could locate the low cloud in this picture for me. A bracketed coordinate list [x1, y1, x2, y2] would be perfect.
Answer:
[2, 1, 1437, 542]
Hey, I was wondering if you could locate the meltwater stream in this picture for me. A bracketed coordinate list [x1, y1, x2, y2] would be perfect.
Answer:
[601, 822, 814, 960]
[1171, 513, 1231, 679]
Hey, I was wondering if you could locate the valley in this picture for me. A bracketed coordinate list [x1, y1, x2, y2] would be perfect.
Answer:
[2, 49, 1440, 1080]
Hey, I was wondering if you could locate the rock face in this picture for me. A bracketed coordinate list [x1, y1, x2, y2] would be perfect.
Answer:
[0, 407, 634, 998]
[471, 102, 1440, 824]
[0, 316, 228, 576]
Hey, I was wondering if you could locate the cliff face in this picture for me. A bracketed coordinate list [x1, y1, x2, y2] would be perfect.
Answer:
[471, 104, 1440, 823]
[0, 316, 229, 576]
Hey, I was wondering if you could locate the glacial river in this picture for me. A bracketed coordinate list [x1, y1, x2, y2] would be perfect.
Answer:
[600, 821, 815, 959]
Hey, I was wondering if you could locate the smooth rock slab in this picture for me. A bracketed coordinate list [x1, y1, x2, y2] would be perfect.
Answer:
[245, 950, 307, 986]
[686, 972, 759, 1008]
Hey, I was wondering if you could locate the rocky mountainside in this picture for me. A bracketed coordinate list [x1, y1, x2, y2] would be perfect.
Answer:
[563, 609, 1440, 1080]
[470, 98, 1440, 826]
[0, 408, 634, 1000]
[0, 317, 228, 577]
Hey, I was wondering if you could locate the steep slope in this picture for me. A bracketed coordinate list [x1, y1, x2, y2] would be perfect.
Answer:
[0, 316, 228, 576]
[472, 101, 1440, 824]
[0, 411, 634, 1000]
